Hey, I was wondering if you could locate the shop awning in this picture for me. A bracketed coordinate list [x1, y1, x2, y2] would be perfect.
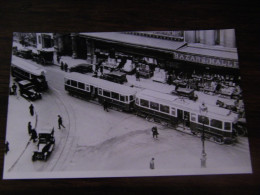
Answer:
[79, 32, 186, 52]
[173, 44, 239, 68]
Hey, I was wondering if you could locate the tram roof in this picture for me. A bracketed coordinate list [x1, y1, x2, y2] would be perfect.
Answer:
[137, 89, 238, 121]
[65, 73, 138, 96]
[11, 56, 46, 76]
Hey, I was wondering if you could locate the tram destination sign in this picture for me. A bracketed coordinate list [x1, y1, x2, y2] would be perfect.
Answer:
[173, 51, 239, 68]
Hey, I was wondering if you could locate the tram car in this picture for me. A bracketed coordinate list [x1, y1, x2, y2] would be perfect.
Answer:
[135, 89, 238, 144]
[32, 128, 55, 162]
[64, 73, 138, 111]
[11, 56, 48, 92]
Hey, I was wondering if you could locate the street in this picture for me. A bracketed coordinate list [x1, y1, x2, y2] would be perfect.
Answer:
[3, 56, 252, 178]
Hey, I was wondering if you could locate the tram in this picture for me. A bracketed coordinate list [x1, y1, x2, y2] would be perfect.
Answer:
[11, 57, 48, 91]
[64, 72, 138, 111]
[135, 89, 238, 143]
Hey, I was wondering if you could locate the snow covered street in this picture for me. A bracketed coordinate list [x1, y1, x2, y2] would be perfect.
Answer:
[3, 56, 252, 179]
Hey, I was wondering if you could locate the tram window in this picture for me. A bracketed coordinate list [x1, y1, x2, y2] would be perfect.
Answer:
[65, 79, 71, 85]
[103, 90, 111, 97]
[120, 95, 125, 102]
[210, 119, 223, 129]
[112, 92, 119, 100]
[126, 96, 128, 102]
[98, 88, 102, 95]
[86, 85, 90, 91]
[190, 113, 196, 122]
[71, 80, 77, 87]
[224, 122, 231, 130]
[171, 107, 176, 116]
[150, 102, 159, 110]
[130, 96, 134, 101]
[198, 115, 209, 125]
[160, 104, 169, 113]
[140, 99, 149, 107]
[136, 98, 139, 105]
[78, 82, 85, 90]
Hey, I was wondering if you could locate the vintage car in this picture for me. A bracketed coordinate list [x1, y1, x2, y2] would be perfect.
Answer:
[69, 63, 93, 74]
[171, 87, 198, 101]
[17, 80, 42, 101]
[101, 71, 127, 84]
[13, 47, 33, 59]
[31, 50, 54, 65]
[32, 128, 55, 161]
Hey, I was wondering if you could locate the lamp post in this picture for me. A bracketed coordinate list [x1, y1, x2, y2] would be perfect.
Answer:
[199, 102, 208, 168]
[200, 115, 207, 168]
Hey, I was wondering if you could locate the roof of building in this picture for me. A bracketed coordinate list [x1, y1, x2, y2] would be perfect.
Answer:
[79, 32, 186, 51]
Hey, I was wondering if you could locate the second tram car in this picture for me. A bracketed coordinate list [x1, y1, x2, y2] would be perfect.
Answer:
[11, 56, 48, 91]
[64, 73, 138, 111]
[135, 89, 238, 143]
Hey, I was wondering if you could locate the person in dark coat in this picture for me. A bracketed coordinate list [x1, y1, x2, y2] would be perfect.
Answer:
[31, 129, 37, 142]
[12, 83, 17, 95]
[150, 158, 155, 169]
[29, 104, 34, 116]
[136, 70, 140, 81]
[5, 141, 9, 154]
[103, 100, 109, 112]
[58, 115, 65, 129]
[64, 63, 68, 72]
[151, 126, 159, 139]
[28, 121, 32, 135]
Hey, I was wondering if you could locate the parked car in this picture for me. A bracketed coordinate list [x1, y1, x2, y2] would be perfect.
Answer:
[101, 71, 127, 84]
[32, 128, 55, 162]
[171, 87, 198, 101]
[32, 50, 53, 65]
[69, 64, 93, 74]
[17, 80, 42, 101]
[13, 47, 33, 59]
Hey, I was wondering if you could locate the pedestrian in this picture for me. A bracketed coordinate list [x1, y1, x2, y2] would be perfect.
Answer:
[28, 121, 32, 135]
[135, 70, 140, 81]
[31, 129, 37, 142]
[151, 126, 159, 139]
[103, 100, 109, 112]
[29, 104, 34, 116]
[12, 83, 17, 95]
[58, 115, 65, 129]
[64, 63, 68, 72]
[5, 141, 9, 154]
[150, 158, 155, 169]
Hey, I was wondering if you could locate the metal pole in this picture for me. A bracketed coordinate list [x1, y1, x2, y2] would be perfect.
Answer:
[201, 117, 207, 168]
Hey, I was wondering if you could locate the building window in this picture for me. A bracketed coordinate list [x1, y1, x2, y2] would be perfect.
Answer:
[215, 30, 220, 45]
[195, 30, 200, 43]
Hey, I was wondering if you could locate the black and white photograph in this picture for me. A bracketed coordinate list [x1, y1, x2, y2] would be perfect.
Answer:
[3, 30, 252, 179]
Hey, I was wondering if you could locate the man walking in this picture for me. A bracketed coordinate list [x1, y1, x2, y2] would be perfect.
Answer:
[58, 115, 65, 129]
[103, 100, 109, 112]
[150, 158, 155, 169]
[29, 104, 34, 116]
[28, 121, 32, 135]
[151, 126, 159, 139]
[12, 83, 17, 95]
[31, 129, 37, 142]
[5, 141, 9, 154]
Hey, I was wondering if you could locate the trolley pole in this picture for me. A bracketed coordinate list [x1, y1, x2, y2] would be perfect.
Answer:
[201, 116, 207, 168]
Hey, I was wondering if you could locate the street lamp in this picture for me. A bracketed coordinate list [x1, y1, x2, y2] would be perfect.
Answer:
[199, 102, 207, 168]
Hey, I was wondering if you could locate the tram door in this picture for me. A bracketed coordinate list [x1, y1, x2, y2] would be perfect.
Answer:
[90, 86, 98, 99]
[184, 111, 190, 127]
[177, 109, 183, 122]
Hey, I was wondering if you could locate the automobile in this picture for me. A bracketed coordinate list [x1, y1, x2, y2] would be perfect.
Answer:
[13, 47, 33, 59]
[171, 87, 198, 101]
[17, 80, 42, 101]
[32, 128, 55, 162]
[101, 71, 127, 84]
[32, 50, 54, 65]
[69, 63, 93, 74]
